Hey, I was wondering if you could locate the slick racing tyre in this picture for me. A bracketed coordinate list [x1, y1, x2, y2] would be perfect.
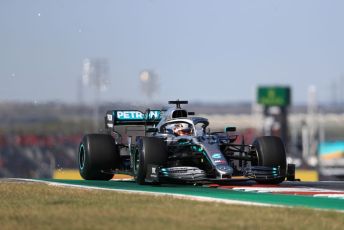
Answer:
[78, 134, 119, 180]
[252, 136, 287, 184]
[135, 137, 168, 185]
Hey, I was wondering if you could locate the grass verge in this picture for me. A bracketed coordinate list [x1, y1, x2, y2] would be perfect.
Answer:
[0, 181, 343, 230]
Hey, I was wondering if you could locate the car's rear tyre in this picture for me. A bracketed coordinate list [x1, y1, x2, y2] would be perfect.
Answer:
[252, 136, 287, 184]
[78, 134, 119, 180]
[135, 137, 168, 185]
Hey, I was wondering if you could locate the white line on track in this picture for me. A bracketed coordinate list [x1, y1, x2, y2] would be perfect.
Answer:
[12, 178, 283, 208]
[221, 186, 344, 198]
[231, 187, 343, 193]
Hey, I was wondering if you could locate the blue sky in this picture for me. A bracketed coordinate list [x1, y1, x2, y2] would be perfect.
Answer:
[1, 0, 344, 104]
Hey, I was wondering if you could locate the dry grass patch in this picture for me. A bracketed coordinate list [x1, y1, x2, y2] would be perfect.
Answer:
[0, 182, 343, 230]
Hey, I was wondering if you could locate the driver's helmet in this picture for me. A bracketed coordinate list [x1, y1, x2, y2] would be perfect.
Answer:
[173, 123, 192, 136]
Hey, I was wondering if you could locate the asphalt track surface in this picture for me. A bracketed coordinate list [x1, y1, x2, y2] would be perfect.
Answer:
[8, 178, 344, 212]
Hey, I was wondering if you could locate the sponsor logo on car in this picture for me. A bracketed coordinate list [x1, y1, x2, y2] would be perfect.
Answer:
[214, 160, 226, 164]
[116, 110, 160, 120]
[107, 114, 113, 121]
[212, 153, 222, 159]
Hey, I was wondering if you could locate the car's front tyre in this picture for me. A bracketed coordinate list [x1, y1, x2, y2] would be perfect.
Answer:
[252, 136, 287, 184]
[135, 137, 168, 185]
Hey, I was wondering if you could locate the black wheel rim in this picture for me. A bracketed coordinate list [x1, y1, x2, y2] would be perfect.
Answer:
[134, 150, 140, 174]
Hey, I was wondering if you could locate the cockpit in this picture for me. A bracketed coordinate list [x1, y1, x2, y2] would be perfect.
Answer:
[159, 117, 209, 137]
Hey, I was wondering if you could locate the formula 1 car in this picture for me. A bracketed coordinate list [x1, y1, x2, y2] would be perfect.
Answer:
[78, 100, 294, 184]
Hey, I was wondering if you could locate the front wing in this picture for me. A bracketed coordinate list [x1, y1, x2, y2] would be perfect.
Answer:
[145, 165, 289, 183]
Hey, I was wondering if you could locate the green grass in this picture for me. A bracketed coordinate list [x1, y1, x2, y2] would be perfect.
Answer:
[0, 182, 343, 230]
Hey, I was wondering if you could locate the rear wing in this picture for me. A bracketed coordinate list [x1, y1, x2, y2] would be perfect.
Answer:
[105, 110, 162, 128]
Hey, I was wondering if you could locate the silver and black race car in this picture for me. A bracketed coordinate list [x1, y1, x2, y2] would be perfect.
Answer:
[78, 100, 294, 184]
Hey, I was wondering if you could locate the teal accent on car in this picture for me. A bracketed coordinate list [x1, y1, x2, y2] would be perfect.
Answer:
[212, 153, 222, 159]
[79, 144, 85, 170]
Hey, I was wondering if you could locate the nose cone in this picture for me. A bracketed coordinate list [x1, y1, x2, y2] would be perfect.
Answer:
[216, 164, 233, 178]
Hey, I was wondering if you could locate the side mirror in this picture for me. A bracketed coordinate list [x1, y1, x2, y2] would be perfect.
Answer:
[225, 127, 236, 132]
[188, 112, 195, 115]
[146, 128, 158, 133]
